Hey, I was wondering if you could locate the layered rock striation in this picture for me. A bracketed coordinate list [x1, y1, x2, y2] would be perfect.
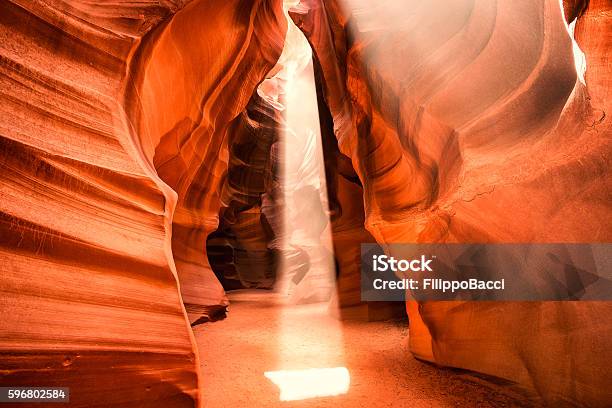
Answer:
[0, 0, 286, 406]
[127, 0, 286, 316]
[292, 0, 611, 404]
[1, 0, 610, 405]
[207, 94, 281, 291]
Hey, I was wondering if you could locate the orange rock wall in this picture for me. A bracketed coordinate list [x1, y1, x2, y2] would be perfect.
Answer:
[0, 0, 285, 406]
[1, 0, 610, 405]
[207, 95, 281, 290]
[293, 0, 611, 405]
[127, 0, 286, 313]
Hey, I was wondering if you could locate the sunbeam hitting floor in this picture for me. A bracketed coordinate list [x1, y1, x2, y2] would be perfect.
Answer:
[194, 290, 541, 407]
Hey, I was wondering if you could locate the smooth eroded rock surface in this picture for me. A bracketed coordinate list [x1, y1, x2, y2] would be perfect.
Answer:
[0, 0, 286, 406]
[292, 0, 612, 405]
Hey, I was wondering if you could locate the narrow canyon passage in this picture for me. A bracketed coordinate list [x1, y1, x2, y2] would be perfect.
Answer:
[1, 0, 610, 406]
[197, 9, 545, 407]
[195, 290, 539, 407]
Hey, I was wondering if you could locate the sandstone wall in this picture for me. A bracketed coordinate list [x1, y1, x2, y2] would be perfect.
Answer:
[127, 0, 286, 315]
[292, 0, 612, 405]
[0, 0, 286, 406]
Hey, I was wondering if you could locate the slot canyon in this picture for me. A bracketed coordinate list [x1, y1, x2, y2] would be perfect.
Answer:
[0, 0, 611, 407]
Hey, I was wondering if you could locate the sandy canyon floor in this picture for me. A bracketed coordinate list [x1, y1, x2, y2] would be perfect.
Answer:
[194, 291, 541, 407]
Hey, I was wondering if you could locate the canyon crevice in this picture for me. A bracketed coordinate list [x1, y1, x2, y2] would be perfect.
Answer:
[1, 0, 610, 406]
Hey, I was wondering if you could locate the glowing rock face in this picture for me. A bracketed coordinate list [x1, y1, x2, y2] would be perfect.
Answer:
[0, 0, 287, 406]
[291, 0, 611, 405]
[265, 367, 350, 401]
[1, 0, 610, 406]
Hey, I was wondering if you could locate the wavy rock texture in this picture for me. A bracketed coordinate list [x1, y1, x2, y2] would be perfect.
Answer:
[207, 94, 281, 290]
[292, 0, 611, 405]
[315, 61, 403, 319]
[0, 0, 285, 406]
[1, 0, 610, 405]
[127, 0, 286, 316]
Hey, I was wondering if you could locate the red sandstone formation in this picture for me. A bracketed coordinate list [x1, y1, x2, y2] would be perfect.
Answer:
[1, 0, 610, 406]
[292, 0, 611, 405]
[207, 94, 281, 290]
[0, 0, 286, 406]
[128, 0, 286, 316]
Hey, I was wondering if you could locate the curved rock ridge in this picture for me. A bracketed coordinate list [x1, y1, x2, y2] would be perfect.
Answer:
[0, 0, 286, 406]
[292, 0, 611, 405]
[1, 0, 610, 405]
[207, 94, 282, 290]
[314, 51, 402, 319]
[127, 0, 287, 314]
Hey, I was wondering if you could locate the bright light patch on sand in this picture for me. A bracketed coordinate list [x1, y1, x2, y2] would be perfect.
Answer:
[264, 367, 350, 401]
